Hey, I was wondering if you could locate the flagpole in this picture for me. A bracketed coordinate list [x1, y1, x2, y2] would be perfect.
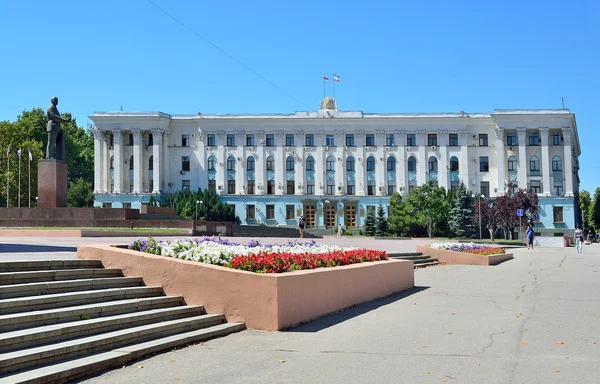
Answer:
[18, 150, 21, 208]
[6, 148, 9, 208]
[28, 151, 31, 208]
[323, 76, 326, 99]
[333, 74, 335, 101]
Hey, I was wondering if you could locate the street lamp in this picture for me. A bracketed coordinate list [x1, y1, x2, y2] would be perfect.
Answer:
[473, 194, 484, 239]
[195, 200, 203, 221]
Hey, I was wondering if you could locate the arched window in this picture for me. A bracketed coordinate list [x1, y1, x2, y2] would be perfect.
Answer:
[266, 156, 274, 171]
[407, 156, 416, 172]
[326, 156, 336, 171]
[346, 156, 355, 171]
[306, 156, 315, 171]
[110, 155, 114, 169]
[129, 155, 134, 170]
[450, 156, 459, 172]
[507, 156, 517, 172]
[149, 155, 153, 170]
[286, 156, 295, 171]
[387, 156, 396, 172]
[428, 156, 438, 172]
[552, 156, 562, 171]
[530, 156, 540, 172]
[366, 156, 375, 172]
[227, 156, 236, 171]
[207, 155, 216, 171]
[247, 156, 255, 171]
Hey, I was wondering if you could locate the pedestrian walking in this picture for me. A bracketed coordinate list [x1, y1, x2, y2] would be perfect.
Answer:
[526, 225, 535, 250]
[337, 224, 343, 239]
[575, 224, 584, 254]
[298, 216, 305, 239]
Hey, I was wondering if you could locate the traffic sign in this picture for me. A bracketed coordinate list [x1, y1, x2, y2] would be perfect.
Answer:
[533, 214, 540, 221]
[517, 209, 524, 217]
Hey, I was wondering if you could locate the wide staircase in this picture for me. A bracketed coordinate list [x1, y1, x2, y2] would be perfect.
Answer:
[389, 252, 439, 268]
[0, 259, 244, 384]
[233, 225, 321, 238]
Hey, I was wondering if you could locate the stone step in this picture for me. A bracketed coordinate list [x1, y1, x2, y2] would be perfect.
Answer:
[388, 252, 424, 258]
[0, 277, 143, 300]
[0, 260, 103, 273]
[0, 268, 123, 286]
[0, 286, 164, 315]
[0, 322, 245, 384]
[0, 314, 225, 375]
[389, 255, 429, 261]
[0, 296, 184, 333]
[0, 305, 206, 352]
[415, 261, 441, 268]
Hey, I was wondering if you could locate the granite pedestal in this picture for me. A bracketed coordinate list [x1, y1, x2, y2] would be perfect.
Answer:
[37, 160, 68, 208]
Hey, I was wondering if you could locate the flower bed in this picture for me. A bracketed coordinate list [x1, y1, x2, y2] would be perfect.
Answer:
[417, 244, 513, 266]
[430, 242, 505, 256]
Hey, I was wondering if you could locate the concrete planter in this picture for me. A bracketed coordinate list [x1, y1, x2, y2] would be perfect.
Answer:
[417, 245, 513, 266]
[77, 245, 415, 330]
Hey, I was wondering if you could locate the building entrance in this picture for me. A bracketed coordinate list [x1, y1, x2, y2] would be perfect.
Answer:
[304, 205, 315, 228]
[345, 205, 357, 228]
[325, 206, 336, 228]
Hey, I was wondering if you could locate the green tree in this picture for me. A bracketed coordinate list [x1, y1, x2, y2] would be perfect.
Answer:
[67, 178, 94, 208]
[388, 192, 424, 236]
[161, 189, 235, 222]
[590, 187, 600, 231]
[579, 190, 592, 231]
[448, 183, 475, 238]
[364, 206, 377, 236]
[405, 182, 450, 238]
[375, 202, 388, 236]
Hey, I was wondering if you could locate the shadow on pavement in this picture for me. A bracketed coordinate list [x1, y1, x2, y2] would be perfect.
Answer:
[0, 244, 77, 253]
[286, 286, 429, 333]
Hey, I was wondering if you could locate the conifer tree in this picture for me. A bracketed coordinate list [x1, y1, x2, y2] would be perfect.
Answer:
[364, 206, 377, 236]
[448, 183, 475, 238]
[375, 202, 388, 236]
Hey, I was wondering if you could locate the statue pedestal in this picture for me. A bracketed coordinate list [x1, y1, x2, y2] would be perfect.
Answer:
[37, 160, 68, 208]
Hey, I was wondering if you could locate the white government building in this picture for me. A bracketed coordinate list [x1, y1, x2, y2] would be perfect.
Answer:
[90, 97, 581, 234]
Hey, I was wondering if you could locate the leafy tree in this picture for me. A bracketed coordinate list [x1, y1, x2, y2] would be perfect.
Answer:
[67, 178, 94, 208]
[159, 189, 235, 222]
[405, 182, 450, 238]
[448, 183, 475, 238]
[495, 187, 538, 239]
[388, 192, 421, 236]
[590, 187, 600, 231]
[364, 206, 377, 236]
[375, 202, 388, 236]
[579, 190, 592, 231]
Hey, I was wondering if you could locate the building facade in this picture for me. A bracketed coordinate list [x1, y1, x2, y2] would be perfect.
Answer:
[90, 99, 581, 234]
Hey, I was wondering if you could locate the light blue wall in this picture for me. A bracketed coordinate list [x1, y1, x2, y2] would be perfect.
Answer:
[535, 196, 576, 230]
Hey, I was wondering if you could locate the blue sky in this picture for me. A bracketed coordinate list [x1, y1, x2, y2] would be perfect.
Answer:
[1, 0, 598, 191]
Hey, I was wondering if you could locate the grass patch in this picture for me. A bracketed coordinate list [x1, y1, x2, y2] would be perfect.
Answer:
[0, 227, 189, 234]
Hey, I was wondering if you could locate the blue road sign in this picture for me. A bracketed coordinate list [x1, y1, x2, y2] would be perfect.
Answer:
[533, 214, 540, 221]
[517, 209, 524, 217]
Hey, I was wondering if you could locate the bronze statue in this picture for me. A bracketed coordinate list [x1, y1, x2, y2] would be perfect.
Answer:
[46, 96, 70, 160]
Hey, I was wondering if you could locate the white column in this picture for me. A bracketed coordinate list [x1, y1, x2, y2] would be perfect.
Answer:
[517, 128, 527, 189]
[396, 131, 406, 196]
[356, 131, 366, 195]
[562, 128, 574, 196]
[416, 131, 427, 185]
[458, 131, 469, 188]
[315, 132, 325, 195]
[295, 132, 304, 195]
[256, 131, 265, 195]
[235, 132, 244, 194]
[151, 128, 162, 194]
[162, 131, 170, 192]
[376, 131, 385, 195]
[275, 131, 285, 195]
[93, 128, 103, 193]
[197, 129, 207, 190]
[102, 134, 109, 192]
[132, 129, 143, 193]
[495, 127, 505, 196]
[335, 131, 345, 195]
[113, 130, 123, 193]
[539, 127, 551, 196]
[438, 131, 448, 190]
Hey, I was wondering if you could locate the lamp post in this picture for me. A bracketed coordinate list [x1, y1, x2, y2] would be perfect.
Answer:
[473, 194, 484, 239]
[195, 200, 202, 221]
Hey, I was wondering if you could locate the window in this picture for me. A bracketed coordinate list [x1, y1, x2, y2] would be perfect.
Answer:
[450, 156, 459, 172]
[506, 133, 517, 146]
[286, 156, 295, 171]
[449, 133, 458, 146]
[552, 156, 562, 171]
[110, 156, 114, 169]
[346, 157, 355, 171]
[267, 180, 275, 195]
[226, 134, 235, 147]
[266, 134, 275, 147]
[347, 181, 355, 195]
[406, 134, 416, 147]
[553, 206, 564, 223]
[307, 181, 315, 195]
[479, 134, 488, 146]
[182, 180, 190, 191]
[128, 134, 134, 146]
[247, 156, 255, 171]
[408, 185, 415, 194]
[103, 202, 112, 208]
[129, 155, 134, 170]
[428, 157, 438, 172]
[149, 179, 154, 192]
[208, 180, 216, 193]
[246, 205, 255, 220]
[326, 180, 335, 195]
[306, 156, 315, 171]
[123, 203, 131, 209]
[287, 180, 295, 194]
[227, 180, 235, 194]
[227, 156, 235, 171]
[366, 156, 375, 172]
[528, 133, 540, 146]
[286, 205, 295, 220]
[326, 134, 335, 146]
[387, 157, 396, 172]
[181, 156, 190, 172]
[305, 134, 314, 147]
[407, 156, 416, 172]
[129, 180, 134, 193]
[388, 185, 396, 195]
[326, 156, 335, 171]
[109, 134, 114, 146]
[554, 180, 564, 196]
[247, 180, 255, 195]
[246, 134, 255, 146]
[530, 180, 541, 193]
[346, 134, 355, 147]
[366, 134, 375, 146]
[480, 181, 490, 197]
[530, 156, 540, 174]
[148, 133, 153, 146]
[508, 183, 518, 194]
[181, 134, 190, 147]
[367, 180, 376, 196]
[266, 205, 275, 220]
[266, 156, 274, 171]
[207, 156, 216, 171]
[551, 132, 561, 146]
[386, 134, 395, 147]
[507, 156, 517, 172]
[480, 156, 489, 172]
[285, 134, 294, 147]
[207, 134, 215, 147]
[149, 156, 153, 170]
[428, 134, 438, 147]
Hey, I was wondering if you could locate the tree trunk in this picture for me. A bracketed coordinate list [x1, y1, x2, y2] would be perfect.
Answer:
[428, 218, 433, 238]
[489, 227, 495, 241]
